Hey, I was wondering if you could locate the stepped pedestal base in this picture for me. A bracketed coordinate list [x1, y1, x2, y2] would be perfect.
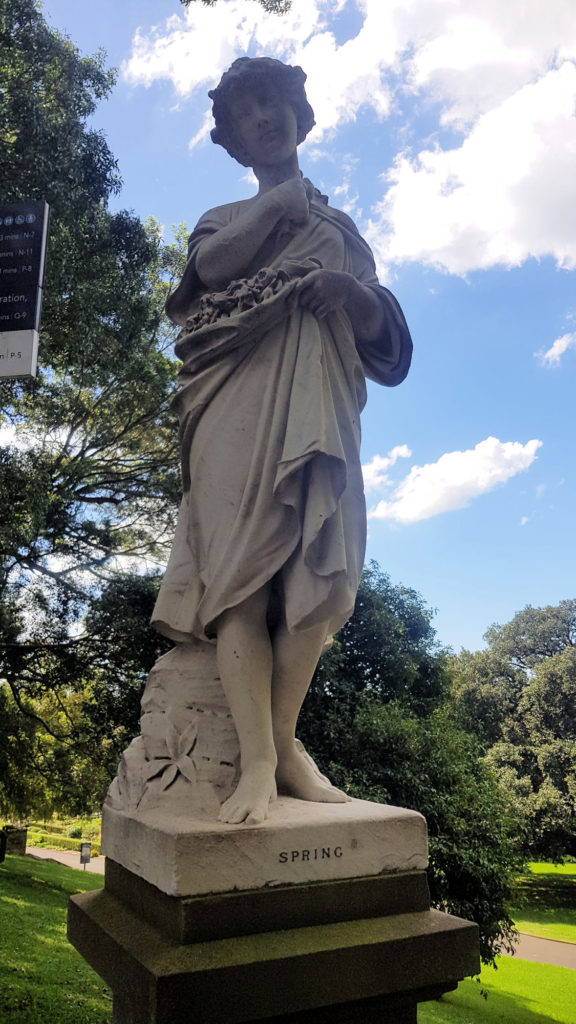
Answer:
[68, 860, 479, 1023]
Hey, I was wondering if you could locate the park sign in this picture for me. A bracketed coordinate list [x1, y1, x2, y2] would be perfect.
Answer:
[0, 200, 50, 377]
[80, 841, 92, 869]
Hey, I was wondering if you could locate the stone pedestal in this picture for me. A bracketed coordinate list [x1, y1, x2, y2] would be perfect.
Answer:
[68, 798, 480, 1023]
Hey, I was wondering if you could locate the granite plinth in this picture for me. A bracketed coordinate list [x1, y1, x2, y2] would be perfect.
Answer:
[104, 858, 432, 943]
[68, 867, 479, 1024]
[101, 796, 428, 897]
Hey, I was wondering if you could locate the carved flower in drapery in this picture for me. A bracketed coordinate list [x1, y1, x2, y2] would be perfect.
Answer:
[142, 719, 199, 792]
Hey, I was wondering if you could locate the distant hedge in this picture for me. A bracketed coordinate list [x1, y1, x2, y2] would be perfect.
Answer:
[28, 831, 100, 856]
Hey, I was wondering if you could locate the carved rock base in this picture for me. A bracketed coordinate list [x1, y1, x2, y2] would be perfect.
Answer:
[105, 642, 240, 820]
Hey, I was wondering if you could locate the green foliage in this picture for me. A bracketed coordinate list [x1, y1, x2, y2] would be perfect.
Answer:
[0, 573, 171, 818]
[0, 0, 187, 818]
[302, 562, 446, 753]
[299, 563, 521, 965]
[451, 602, 576, 859]
[26, 830, 100, 855]
[484, 600, 576, 671]
[0, 0, 118, 210]
[25, 815, 101, 841]
[180, 0, 291, 12]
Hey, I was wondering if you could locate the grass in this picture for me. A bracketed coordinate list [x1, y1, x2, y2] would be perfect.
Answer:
[420, 958, 576, 1023]
[2, 854, 576, 1024]
[0, 855, 112, 1024]
[527, 862, 576, 877]
[513, 861, 576, 944]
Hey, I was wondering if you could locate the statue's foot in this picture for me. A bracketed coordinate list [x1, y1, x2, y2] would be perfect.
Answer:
[276, 740, 351, 803]
[218, 760, 277, 825]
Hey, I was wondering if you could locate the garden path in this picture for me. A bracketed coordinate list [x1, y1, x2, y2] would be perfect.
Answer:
[26, 846, 105, 874]
[505, 932, 576, 970]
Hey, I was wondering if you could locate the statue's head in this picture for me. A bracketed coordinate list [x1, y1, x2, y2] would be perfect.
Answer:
[209, 56, 315, 167]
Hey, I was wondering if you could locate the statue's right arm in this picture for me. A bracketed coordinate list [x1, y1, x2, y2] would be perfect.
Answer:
[195, 177, 309, 290]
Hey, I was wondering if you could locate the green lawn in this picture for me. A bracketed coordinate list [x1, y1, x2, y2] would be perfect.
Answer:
[2, 854, 576, 1024]
[513, 861, 576, 944]
[0, 855, 111, 1024]
[421, 958, 576, 1023]
[527, 862, 576, 877]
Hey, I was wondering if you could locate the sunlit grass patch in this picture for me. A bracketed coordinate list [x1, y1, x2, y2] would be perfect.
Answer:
[420, 957, 576, 1023]
[0, 855, 110, 1024]
[513, 908, 576, 944]
[513, 860, 576, 944]
[527, 862, 576, 878]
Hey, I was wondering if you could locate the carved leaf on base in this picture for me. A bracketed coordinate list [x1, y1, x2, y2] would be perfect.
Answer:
[141, 719, 199, 792]
[106, 644, 241, 816]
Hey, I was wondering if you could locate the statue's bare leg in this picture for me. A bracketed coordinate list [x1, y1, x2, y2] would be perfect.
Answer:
[216, 585, 278, 825]
[271, 622, 350, 803]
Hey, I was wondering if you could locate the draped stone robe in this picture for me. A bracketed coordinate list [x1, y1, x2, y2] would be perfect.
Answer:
[152, 187, 412, 645]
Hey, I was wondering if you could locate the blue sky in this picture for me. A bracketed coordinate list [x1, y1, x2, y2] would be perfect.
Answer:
[40, 0, 576, 653]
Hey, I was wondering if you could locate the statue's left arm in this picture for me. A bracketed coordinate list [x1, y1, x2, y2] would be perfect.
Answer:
[296, 202, 412, 387]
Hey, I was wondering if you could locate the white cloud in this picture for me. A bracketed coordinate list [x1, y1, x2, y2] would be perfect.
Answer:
[407, 2, 576, 125]
[535, 331, 576, 366]
[123, 0, 576, 274]
[122, 0, 395, 144]
[188, 108, 214, 152]
[362, 444, 412, 491]
[369, 436, 542, 523]
[367, 62, 576, 275]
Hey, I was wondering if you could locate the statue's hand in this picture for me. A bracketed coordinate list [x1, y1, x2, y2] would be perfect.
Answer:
[266, 177, 310, 224]
[296, 269, 355, 319]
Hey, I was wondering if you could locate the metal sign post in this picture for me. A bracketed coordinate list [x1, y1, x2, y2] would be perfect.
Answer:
[80, 841, 92, 870]
[0, 200, 50, 378]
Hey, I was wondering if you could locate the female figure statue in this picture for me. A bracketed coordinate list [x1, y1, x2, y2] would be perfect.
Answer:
[152, 57, 412, 826]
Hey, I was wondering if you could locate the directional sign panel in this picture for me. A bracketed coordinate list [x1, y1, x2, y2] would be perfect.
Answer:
[0, 200, 49, 377]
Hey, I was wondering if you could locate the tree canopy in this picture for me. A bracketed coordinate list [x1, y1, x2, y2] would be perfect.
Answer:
[180, 0, 291, 11]
[451, 601, 576, 859]
[0, 0, 184, 814]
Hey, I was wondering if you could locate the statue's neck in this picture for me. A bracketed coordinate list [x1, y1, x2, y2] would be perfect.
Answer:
[255, 153, 300, 194]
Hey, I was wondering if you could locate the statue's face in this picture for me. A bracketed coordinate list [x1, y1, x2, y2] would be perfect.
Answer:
[229, 82, 298, 167]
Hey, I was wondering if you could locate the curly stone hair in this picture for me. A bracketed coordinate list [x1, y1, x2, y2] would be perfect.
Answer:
[208, 56, 315, 167]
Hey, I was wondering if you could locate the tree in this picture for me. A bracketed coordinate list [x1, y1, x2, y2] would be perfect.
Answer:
[449, 648, 525, 747]
[485, 647, 576, 858]
[0, 0, 186, 814]
[484, 600, 576, 671]
[1, 0, 184, 586]
[298, 564, 521, 965]
[451, 601, 576, 858]
[180, 0, 291, 11]
[0, 572, 173, 819]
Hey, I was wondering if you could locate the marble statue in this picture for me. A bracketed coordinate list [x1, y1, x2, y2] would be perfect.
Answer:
[106, 57, 412, 829]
